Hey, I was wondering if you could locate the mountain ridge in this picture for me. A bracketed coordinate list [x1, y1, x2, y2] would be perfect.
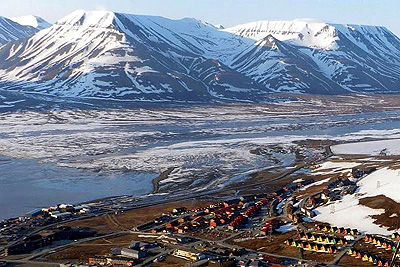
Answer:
[10, 15, 51, 30]
[0, 10, 400, 102]
[0, 16, 38, 45]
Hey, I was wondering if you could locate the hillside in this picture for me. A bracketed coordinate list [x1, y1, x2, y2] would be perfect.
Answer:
[0, 10, 266, 102]
[1, 11, 400, 101]
[0, 16, 38, 45]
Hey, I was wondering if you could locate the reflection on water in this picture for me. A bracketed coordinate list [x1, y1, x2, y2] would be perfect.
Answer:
[0, 156, 156, 220]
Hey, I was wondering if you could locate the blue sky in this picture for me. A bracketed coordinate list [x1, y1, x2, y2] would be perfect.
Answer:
[2, 0, 400, 35]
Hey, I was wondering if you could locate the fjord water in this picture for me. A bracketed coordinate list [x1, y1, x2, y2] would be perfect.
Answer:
[0, 156, 156, 220]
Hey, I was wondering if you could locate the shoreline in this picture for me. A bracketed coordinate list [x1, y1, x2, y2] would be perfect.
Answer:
[151, 167, 176, 194]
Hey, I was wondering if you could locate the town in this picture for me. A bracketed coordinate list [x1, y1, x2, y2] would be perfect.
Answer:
[1, 150, 399, 267]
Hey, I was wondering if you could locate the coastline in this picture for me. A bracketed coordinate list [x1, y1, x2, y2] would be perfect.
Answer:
[151, 167, 176, 194]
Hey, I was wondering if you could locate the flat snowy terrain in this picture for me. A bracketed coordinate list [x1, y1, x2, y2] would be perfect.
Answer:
[331, 139, 400, 155]
[1, 98, 400, 218]
[1, 101, 400, 192]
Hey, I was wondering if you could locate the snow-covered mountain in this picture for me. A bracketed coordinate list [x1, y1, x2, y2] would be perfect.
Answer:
[1, 11, 400, 102]
[225, 19, 400, 94]
[0, 16, 38, 45]
[10, 15, 51, 30]
[225, 19, 339, 49]
[0, 10, 265, 102]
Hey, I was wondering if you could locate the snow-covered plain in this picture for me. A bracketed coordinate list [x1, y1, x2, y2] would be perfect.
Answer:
[315, 194, 388, 234]
[331, 139, 400, 155]
[1, 100, 400, 218]
[1, 103, 400, 192]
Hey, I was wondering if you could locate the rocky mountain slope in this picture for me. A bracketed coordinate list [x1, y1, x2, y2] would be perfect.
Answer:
[0, 10, 267, 102]
[0, 16, 38, 45]
[0, 11, 400, 102]
[225, 19, 400, 94]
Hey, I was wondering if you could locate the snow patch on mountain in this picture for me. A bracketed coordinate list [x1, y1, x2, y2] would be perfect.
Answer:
[10, 15, 51, 30]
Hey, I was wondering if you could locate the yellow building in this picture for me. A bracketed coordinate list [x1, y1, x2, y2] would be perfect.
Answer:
[173, 249, 206, 261]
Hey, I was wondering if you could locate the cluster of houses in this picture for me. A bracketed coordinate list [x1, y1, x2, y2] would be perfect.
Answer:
[284, 238, 338, 254]
[260, 219, 280, 236]
[0, 203, 94, 240]
[88, 240, 158, 266]
[286, 200, 304, 223]
[88, 237, 259, 267]
[346, 248, 398, 267]
[145, 178, 316, 236]
[315, 224, 359, 235]
[392, 232, 400, 240]
[364, 234, 398, 252]
[297, 232, 349, 246]
[146, 198, 265, 234]
[5, 226, 94, 255]
[34, 203, 93, 219]
[228, 198, 269, 230]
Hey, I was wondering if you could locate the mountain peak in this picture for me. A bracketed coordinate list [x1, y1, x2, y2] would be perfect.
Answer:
[55, 10, 116, 28]
[224, 19, 394, 51]
[256, 34, 280, 49]
[224, 19, 339, 49]
[0, 10, 400, 99]
[10, 15, 51, 30]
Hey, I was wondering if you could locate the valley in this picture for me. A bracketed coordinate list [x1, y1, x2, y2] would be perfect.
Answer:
[0, 3, 400, 266]
[1, 94, 400, 220]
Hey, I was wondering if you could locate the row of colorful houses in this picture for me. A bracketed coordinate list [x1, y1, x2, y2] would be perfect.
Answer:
[297, 232, 349, 246]
[364, 234, 397, 252]
[347, 248, 399, 267]
[284, 239, 338, 253]
[315, 224, 359, 235]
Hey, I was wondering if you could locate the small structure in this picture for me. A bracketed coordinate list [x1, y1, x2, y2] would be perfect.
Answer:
[120, 248, 146, 259]
[173, 248, 206, 261]
[50, 212, 72, 220]
[26, 208, 43, 217]
[158, 234, 190, 244]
